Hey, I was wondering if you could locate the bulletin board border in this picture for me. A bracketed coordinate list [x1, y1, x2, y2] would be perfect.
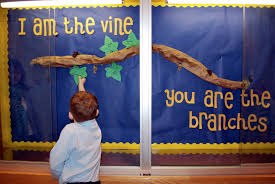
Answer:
[1, 3, 275, 155]
[2, 147, 275, 161]
[3, 0, 275, 9]
[8, 0, 140, 9]
[2, 141, 275, 152]
[152, 0, 275, 8]
[0, 7, 11, 149]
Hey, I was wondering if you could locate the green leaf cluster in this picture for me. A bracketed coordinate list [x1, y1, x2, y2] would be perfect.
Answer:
[122, 32, 140, 48]
[99, 36, 119, 56]
[99, 32, 139, 82]
[99, 32, 139, 56]
[69, 66, 87, 85]
[105, 63, 123, 82]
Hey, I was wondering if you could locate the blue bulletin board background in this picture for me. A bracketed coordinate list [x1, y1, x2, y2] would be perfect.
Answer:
[241, 7, 275, 143]
[152, 7, 275, 144]
[6, 5, 275, 147]
[152, 7, 243, 144]
[8, 7, 140, 143]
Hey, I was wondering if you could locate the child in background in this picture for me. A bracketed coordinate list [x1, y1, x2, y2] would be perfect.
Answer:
[50, 77, 101, 184]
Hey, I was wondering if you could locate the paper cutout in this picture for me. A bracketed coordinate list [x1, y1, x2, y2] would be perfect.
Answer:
[122, 32, 140, 48]
[72, 51, 82, 58]
[100, 35, 119, 56]
[105, 63, 123, 82]
[72, 51, 79, 58]
[69, 66, 87, 85]
[93, 64, 98, 74]
[31, 44, 246, 90]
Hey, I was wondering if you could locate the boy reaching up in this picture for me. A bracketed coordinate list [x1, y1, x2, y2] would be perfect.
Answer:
[50, 77, 101, 184]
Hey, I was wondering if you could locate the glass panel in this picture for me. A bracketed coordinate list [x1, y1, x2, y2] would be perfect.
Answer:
[53, 6, 140, 166]
[241, 6, 275, 164]
[2, 8, 53, 161]
[1, 3, 140, 166]
[152, 5, 243, 166]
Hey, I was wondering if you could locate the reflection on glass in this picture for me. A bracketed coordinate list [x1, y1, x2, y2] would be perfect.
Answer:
[241, 7, 275, 164]
[1, 4, 140, 167]
[152, 6, 243, 166]
[9, 60, 33, 141]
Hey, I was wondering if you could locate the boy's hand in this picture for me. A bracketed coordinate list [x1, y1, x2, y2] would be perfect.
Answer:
[79, 76, 86, 85]
[78, 76, 86, 91]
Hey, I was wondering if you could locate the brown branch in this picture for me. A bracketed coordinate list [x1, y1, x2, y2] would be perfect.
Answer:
[30, 44, 249, 90]
[31, 46, 140, 67]
[152, 44, 248, 90]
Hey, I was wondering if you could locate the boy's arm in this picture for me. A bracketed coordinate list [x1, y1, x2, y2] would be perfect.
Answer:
[78, 76, 86, 91]
[50, 125, 73, 179]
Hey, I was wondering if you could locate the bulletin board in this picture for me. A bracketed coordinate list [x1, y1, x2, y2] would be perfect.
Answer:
[1, 0, 140, 151]
[1, 0, 275, 155]
[151, 2, 275, 151]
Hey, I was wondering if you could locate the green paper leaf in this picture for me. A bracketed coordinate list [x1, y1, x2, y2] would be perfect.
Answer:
[105, 35, 113, 45]
[112, 62, 122, 71]
[122, 32, 140, 48]
[105, 63, 123, 82]
[69, 66, 87, 85]
[100, 35, 119, 56]
[112, 71, 121, 82]
[110, 42, 119, 52]
[105, 68, 112, 78]
[100, 45, 112, 55]
[128, 31, 137, 41]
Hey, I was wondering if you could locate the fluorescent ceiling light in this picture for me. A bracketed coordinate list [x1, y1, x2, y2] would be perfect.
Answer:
[0, 0, 123, 8]
[168, 0, 275, 5]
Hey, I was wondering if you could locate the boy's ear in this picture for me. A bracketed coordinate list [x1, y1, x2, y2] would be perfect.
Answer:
[69, 112, 74, 120]
[96, 109, 99, 117]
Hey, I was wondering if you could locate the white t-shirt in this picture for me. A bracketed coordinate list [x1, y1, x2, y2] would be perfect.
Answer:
[50, 119, 102, 184]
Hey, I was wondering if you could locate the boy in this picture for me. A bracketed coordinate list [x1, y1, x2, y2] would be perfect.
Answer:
[50, 77, 101, 184]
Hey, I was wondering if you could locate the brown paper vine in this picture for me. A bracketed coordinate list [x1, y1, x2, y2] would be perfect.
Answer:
[30, 44, 249, 90]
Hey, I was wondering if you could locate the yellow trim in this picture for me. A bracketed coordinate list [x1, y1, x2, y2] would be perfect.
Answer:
[101, 142, 140, 149]
[102, 149, 140, 155]
[0, 7, 12, 149]
[5, 0, 275, 9]
[3, 141, 275, 152]
[152, 142, 275, 150]
[3, 141, 140, 151]
[3, 149, 13, 160]
[9, 141, 55, 152]
[102, 148, 275, 155]
[102, 149, 275, 155]
[2, 147, 275, 159]
[152, 0, 275, 7]
[9, 0, 139, 9]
